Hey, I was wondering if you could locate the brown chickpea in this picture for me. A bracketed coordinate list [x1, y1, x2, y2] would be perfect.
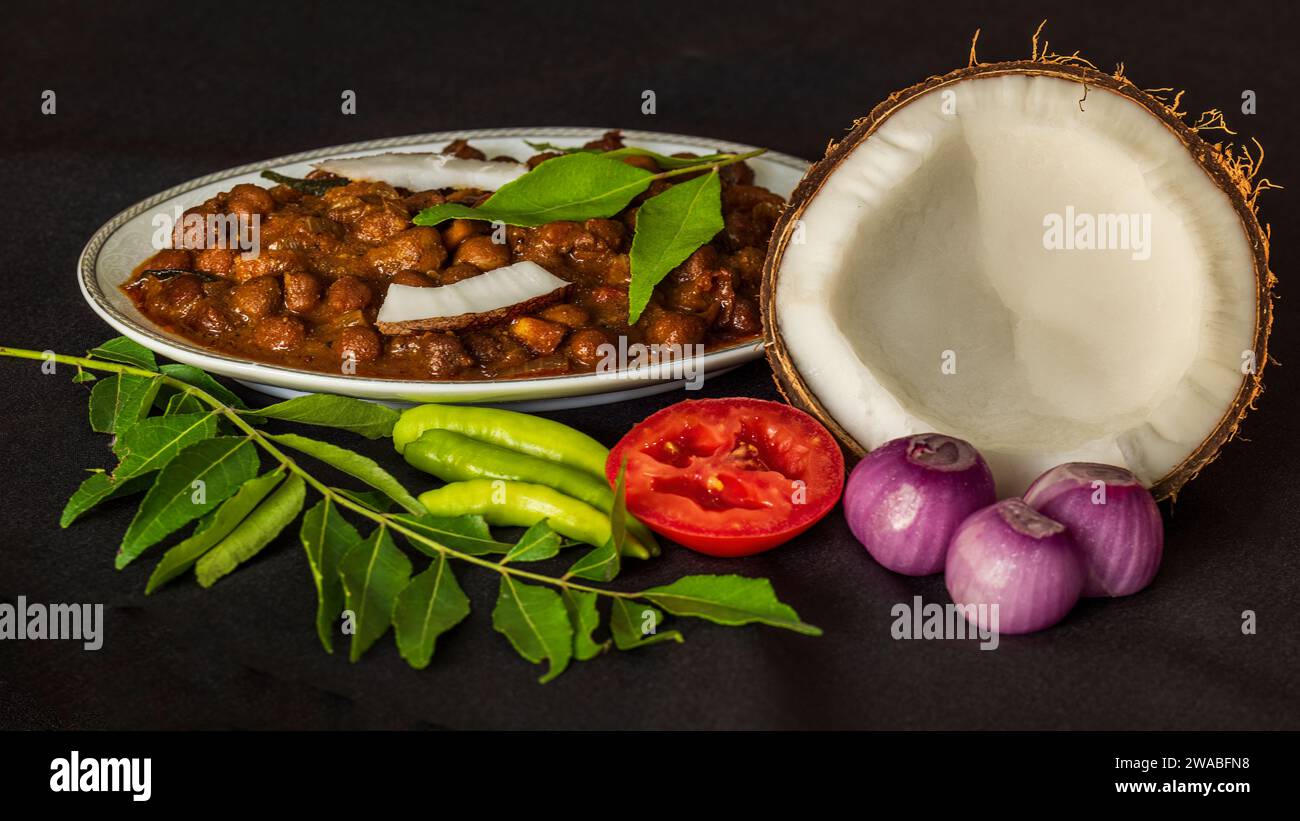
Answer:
[601, 254, 631, 286]
[526, 151, 561, 169]
[231, 249, 303, 283]
[283, 271, 321, 313]
[583, 218, 625, 249]
[537, 304, 590, 328]
[418, 333, 475, 378]
[643, 309, 707, 347]
[564, 328, 614, 368]
[268, 184, 302, 205]
[226, 183, 275, 217]
[350, 202, 411, 244]
[149, 274, 204, 320]
[719, 160, 755, 187]
[442, 138, 486, 160]
[325, 275, 372, 313]
[194, 248, 235, 277]
[583, 131, 625, 151]
[364, 226, 446, 276]
[720, 296, 761, 335]
[453, 235, 511, 271]
[620, 155, 659, 172]
[725, 247, 765, 285]
[252, 315, 305, 351]
[172, 205, 216, 249]
[336, 326, 381, 364]
[192, 302, 234, 335]
[390, 270, 435, 287]
[439, 263, 484, 285]
[584, 286, 630, 326]
[145, 248, 192, 271]
[509, 317, 568, 355]
[229, 276, 283, 321]
[463, 330, 528, 372]
[403, 190, 445, 212]
[441, 219, 485, 251]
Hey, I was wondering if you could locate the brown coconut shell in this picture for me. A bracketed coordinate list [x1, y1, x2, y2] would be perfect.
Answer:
[760, 59, 1275, 501]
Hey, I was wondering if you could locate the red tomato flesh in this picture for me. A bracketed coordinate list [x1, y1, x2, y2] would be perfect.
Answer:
[607, 398, 845, 556]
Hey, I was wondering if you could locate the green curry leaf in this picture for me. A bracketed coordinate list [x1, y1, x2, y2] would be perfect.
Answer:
[391, 513, 511, 556]
[112, 412, 220, 481]
[627, 170, 724, 324]
[89, 375, 159, 434]
[195, 474, 306, 587]
[609, 598, 682, 650]
[60, 471, 154, 529]
[299, 496, 362, 653]
[412, 152, 654, 228]
[146, 469, 287, 593]
[269, 432, 425, 515]
[158, 364, 247, 409]
[89, 337, 158, 371]
[252, 394, 398, 439]
[394, 554, 470, 669]
[89, 335, 158, 371]
[500, 520, 563, 564]
[564, 538, 620, 583]
[563, 589, 606, 661]
[340, 525, 412, 662]
[116, 436, 259, 568]
[492, 576, 573, 683]
[643, 575, 822, 636]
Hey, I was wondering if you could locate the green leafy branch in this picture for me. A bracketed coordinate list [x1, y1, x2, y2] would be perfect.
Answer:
[0, 339, 819, 682]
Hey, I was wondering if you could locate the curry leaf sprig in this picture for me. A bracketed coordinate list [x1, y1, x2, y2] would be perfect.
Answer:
[412, 145, 764, 324]
[0, 338, 819, 682]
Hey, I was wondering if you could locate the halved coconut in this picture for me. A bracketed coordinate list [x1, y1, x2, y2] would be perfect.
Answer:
[763, 60, 1273, 499]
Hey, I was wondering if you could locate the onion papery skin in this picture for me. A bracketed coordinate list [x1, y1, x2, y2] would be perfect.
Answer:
[1023, 463, 1164, 597]
[844, 434, 995, 575]
[946, 499, 1085, 634]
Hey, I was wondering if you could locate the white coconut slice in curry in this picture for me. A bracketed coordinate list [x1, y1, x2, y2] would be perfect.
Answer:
[763, 60, 1274, 499]
[376, 260, 570, 334]
[314, 152, 528, 192]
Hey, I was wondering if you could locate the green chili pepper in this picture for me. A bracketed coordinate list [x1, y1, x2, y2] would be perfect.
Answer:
[393, 404, 609, 478]
[417, 480, 648, 558]
[403, 429, 659, 556]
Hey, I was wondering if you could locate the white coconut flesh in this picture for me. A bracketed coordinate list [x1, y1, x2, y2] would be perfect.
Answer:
[775, 73, 1257, 495]
[314, 153, 528, 191]
[377, 261, 569, 325]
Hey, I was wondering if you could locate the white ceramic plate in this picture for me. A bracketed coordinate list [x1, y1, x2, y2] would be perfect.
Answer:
[79, 127, 808, 409]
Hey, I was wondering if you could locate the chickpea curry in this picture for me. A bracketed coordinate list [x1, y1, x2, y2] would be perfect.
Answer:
[125, 132, 784, 381]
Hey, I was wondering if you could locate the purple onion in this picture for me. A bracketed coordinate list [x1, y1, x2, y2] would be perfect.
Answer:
[946, 499, 1085, 634]
[1023, 463, 1163, 597]
[844, 433, 996, 575]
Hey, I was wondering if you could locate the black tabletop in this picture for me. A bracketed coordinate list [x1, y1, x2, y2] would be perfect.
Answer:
[2, 0, 1297, 730]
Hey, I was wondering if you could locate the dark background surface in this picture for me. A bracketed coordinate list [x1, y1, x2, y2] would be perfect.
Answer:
[1, 0, 1296, 730]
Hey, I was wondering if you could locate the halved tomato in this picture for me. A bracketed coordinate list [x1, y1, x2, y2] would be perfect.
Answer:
[607, 398, 845, 557]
